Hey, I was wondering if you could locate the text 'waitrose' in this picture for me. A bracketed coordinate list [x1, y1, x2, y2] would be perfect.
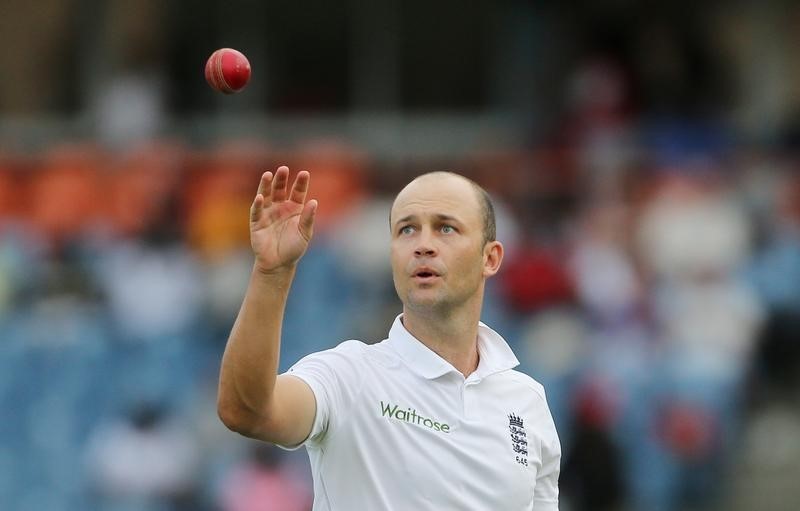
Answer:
[380, 401, 451, 433]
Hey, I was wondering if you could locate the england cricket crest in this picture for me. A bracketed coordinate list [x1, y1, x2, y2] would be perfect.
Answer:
[508, 413, 528, 466]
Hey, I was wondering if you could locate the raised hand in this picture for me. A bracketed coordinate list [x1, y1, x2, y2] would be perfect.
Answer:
[250, 166, 317, 274]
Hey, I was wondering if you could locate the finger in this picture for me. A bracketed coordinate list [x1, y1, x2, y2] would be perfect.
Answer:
[250, 193, 265, 222]
[272, 165, 290, 202]
[298, 199, 318, 242]
[289, 170, 310, 204]
[257, 171, 274, 209]
[256, 171, 272, 196]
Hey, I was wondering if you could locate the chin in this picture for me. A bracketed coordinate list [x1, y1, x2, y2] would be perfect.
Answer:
[404, 293, 450, 314]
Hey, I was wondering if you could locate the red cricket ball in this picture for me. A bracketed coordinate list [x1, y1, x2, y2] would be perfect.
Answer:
[205, 48, 251, 94]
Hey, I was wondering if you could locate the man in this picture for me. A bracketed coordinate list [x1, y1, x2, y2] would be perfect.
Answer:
[217, 166, 561, 510]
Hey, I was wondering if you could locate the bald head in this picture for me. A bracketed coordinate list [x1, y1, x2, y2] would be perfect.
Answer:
[391, 172, 496, 245]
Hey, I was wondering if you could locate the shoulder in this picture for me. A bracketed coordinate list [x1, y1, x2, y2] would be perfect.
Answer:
[329, 339, 369, 355]
[293, 338, 397, 370]
[500, 370, 560, 441]
[286, 339, 399, 412]
[323, 339, 395, 361]
[293, 339, 367, 368]
[499, 369, 548, 404]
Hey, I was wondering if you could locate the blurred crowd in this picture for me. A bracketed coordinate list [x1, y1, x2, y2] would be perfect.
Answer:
[2, 114, 800, 511]
[3, 1, 800, 511]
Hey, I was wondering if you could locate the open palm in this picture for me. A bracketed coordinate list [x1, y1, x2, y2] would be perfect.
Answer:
[250, 166, 317, 273]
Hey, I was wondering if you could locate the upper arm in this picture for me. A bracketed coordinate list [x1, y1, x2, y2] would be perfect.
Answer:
[533, 435, 561, 509]
[221, 374, 316, 447]
[259, 374, 318, 447]
[226, 341, 364, 448]
[533, 391, 561, 509]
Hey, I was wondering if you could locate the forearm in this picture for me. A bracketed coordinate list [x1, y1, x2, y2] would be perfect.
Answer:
[217, 264, 296, 429]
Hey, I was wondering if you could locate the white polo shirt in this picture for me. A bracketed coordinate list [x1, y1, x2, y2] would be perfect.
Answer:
[284, 315, 561, 510]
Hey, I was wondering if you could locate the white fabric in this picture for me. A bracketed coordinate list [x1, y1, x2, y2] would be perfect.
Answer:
[284, 315, 561, 510]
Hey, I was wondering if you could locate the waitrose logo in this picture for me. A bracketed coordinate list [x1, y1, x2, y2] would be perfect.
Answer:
[380, 401, 451, 433]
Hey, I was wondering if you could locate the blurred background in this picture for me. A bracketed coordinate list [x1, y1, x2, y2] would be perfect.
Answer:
[2, 1, 800, 510]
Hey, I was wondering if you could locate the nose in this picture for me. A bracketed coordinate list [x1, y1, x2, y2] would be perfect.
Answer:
[414, 245, 436, 257]
[414, 230, 437, 257]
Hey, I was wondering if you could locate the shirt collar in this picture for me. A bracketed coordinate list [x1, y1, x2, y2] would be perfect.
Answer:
[385, 314, 519, 380]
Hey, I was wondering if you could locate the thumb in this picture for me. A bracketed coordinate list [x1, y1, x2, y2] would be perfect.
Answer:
[298, 199, 318, 242]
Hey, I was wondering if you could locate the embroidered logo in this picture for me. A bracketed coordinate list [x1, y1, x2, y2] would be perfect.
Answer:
[508, 413, 528, 466]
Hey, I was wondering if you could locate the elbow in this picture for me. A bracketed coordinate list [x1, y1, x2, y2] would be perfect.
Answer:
[217, 400, 287, 445]
[216, 400, 242, 432]
[217, 398, 260, 437]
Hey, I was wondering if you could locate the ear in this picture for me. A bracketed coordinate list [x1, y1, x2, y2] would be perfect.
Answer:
[482, 241, 504, 278]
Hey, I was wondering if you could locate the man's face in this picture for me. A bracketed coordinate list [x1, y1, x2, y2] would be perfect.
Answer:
[390, 174, 493, 315]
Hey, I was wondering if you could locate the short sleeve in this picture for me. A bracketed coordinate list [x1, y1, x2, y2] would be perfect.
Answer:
[281, 340, 365, 449]
[533, 395, 561, 510]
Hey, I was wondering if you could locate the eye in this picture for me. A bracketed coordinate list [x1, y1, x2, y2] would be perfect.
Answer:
[400, 225, 415, 235]
[441, 225, 455, 234]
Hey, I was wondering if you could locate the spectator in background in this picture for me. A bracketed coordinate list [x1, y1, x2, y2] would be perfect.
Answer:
[631, 172, 762, 510]
[747, 170, 800, 313]
[725, 312, 800, 511]
[89, 0, 168, 148]
[561, 382, 626, 511]
[218, 443, 311, 511]
[85, 401, 201, 510]
[96, 190, 204, 343]
[727, 144, 800, 510]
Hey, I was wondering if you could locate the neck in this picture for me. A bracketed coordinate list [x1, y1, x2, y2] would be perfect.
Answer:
[401, 300, 482, 378]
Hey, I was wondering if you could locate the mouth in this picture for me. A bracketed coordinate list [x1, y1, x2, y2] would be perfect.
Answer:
[412, 268, 441, 282]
